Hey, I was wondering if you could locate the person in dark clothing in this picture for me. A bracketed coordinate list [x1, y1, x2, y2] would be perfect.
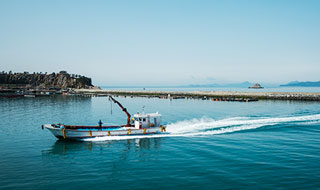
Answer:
[98, 120, 103, 130]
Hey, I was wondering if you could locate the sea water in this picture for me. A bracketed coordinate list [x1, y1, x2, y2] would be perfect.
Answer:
[101, 86, 320, 93]
[0, 96, 320, 189]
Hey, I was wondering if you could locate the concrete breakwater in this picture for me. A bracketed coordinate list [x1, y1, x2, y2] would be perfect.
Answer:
[74, 89, 320, 101]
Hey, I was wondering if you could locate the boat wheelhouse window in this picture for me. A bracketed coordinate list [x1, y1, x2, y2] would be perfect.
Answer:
[143, 118, 146, 122]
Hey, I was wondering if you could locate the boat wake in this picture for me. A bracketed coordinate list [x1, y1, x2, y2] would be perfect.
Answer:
[82, 114, 320, 141]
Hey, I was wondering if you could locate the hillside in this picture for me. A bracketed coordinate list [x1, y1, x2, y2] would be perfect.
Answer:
[280, 81, 320, 87]
[0, 71, 93, 89]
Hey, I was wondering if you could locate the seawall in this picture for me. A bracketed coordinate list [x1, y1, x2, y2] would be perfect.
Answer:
[74, 89, 320, 101]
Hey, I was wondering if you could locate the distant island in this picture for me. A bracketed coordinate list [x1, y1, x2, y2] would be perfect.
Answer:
[0, 71, 94, 89]
[280, 81, 320, 87]
[248, 83, 264, 89]
[186, 81, 254, 88]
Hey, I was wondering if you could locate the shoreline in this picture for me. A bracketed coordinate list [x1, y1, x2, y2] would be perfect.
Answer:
[74, 89, 320, 101]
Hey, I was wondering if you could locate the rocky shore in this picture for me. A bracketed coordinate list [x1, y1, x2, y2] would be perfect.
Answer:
[74, 89, 320, 101]
[0, 71, 93, 89]
[0, 71, 99, 97]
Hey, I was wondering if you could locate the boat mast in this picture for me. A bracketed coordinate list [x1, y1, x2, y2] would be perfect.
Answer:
[108, 96, 131, 127]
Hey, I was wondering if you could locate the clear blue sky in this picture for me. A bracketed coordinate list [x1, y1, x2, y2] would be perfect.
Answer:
[0, 0, 319, 86]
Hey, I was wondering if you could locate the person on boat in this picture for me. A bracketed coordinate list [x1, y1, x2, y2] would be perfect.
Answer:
[98, 120, 103, 130]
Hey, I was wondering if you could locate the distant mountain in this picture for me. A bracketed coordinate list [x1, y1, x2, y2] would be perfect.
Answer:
[186, 81, 254, 88]
[280, 81, 320, 87]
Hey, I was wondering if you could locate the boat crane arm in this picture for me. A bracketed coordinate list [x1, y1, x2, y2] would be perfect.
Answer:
[108, 96, 132, 127]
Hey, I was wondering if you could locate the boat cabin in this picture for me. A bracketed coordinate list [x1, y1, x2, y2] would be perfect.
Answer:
[133, 112, 162, 129]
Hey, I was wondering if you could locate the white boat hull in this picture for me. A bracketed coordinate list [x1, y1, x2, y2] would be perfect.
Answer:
[43, 124, 165, 140]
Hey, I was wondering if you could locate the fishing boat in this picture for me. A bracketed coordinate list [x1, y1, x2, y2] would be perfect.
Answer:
[42, 96, 166, 140]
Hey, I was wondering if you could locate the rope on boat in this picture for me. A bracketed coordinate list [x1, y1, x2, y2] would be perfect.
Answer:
[143, 128, 146, 134]
[110, 97, 112, 115]
[161, 126, 166, 132]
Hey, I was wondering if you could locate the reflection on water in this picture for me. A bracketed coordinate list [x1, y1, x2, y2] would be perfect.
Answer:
[42, 140, 95, 155]
[131, 138, 162, 150]
[42, 138, 164, 155]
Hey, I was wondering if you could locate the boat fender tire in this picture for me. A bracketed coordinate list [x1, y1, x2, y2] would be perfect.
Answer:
[63, 128, 66, 139]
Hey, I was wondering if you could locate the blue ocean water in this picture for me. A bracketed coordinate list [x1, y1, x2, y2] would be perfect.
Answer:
[0, 96, 320, 189]
[101, 86, 320, 92]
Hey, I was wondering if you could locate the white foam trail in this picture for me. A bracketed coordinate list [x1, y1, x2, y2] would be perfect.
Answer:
[82, 114, 320, 142]
[166, 114, 320, 134]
